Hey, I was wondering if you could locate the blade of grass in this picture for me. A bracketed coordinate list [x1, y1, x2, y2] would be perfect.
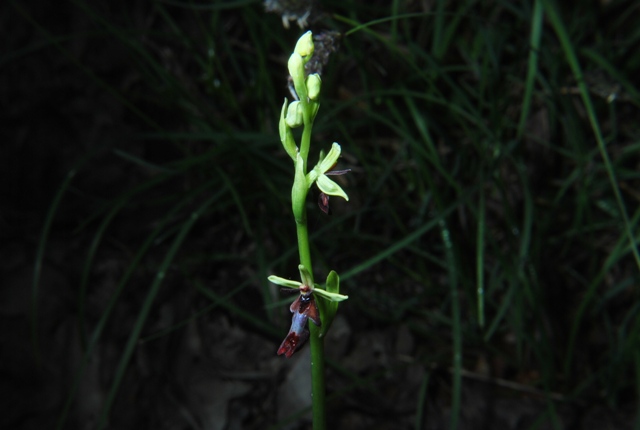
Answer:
[340, 196, 465, 281]
[56, 181, 224, 429]
[543, 0, 640, 269]
[516, 0, 544, 139]
[335, 12, 432, 38]
[414, 370, 430, 430]
[77, 199, 126, 349]
[476, 175, 486, 329]
[216, 167, 254, 236]
[31, 169, 76, 366]
[541, 0, 640, 379]
[439, 220, 461, 430]
[12, 1, 164, 133]
[95, 193, 219, 429]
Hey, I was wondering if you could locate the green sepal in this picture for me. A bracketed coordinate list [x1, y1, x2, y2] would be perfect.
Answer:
[298, 264, 313, 287]
[318, 270, 345, 337]
[316, 174, 349, 201]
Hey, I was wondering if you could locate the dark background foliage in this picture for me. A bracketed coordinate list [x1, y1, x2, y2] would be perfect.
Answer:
[2, 0, 640, 429]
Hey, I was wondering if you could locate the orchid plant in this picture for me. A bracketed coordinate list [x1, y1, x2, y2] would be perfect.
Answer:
[268, 31, 348, 428]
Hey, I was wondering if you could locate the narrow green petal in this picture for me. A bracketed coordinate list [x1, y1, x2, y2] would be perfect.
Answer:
[317, 174, 349, 201]
[313, 287, 349, 302]
[268, 275, 302, 289]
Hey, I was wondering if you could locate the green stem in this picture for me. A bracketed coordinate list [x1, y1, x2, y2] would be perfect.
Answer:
[295, 208, 326, 429]
[293, 136, 326, 426]
[309, 323, 326, 429]
[296, 217, 312, 273]
[300, 116, 312, 171]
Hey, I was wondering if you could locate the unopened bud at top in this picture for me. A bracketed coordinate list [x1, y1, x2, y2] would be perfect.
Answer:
[294, 31, 314, 58]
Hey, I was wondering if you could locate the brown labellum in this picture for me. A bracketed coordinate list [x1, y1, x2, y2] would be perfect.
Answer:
[318, 192, 330, 215]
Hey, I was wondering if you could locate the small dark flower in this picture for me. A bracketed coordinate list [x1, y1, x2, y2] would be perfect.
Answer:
[269, 265, 348, 357]
[277, 285, 320, 357]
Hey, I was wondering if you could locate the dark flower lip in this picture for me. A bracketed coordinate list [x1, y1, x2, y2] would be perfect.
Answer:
[277, 328, 309, 357]
[277, 288, 321, 357]
[293, 290, 320, 327]
[318, 192, 330, 215]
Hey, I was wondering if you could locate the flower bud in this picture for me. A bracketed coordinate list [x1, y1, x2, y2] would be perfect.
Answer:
[288, 53, 304, 85]
[294, 31, 314, 58]
[306, 74, 321, 100]
[285, 101, 303, 128]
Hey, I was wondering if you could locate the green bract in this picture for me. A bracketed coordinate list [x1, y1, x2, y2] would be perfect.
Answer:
[292, 153, 307, 222]
[318, 271, 341, 337]
[279, 99, 297, 160]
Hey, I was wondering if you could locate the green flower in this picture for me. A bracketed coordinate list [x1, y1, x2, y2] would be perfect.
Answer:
[307, 143, 349, 201]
